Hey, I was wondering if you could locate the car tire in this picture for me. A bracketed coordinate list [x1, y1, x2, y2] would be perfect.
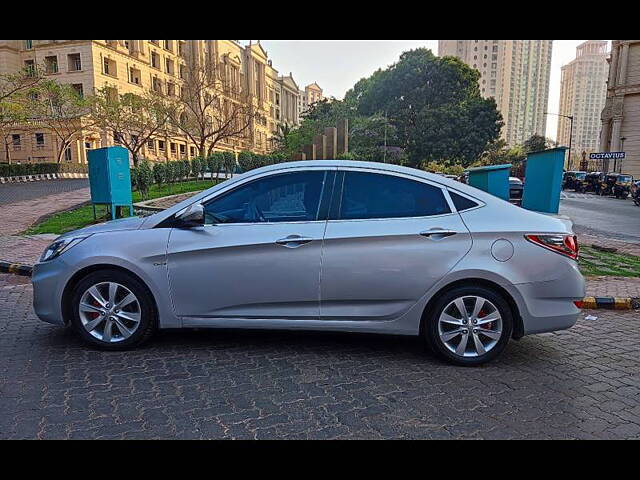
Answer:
[69, 269, 157, 350]
[423, 286, 513, 367]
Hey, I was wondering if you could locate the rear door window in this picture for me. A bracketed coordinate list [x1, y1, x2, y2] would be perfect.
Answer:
[336, 171, 450, 220]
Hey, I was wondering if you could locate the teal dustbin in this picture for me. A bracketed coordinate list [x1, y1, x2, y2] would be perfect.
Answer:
[467, 164, 512, 201]
[521, 147, 566, 214]
[87, 146, 133, 220]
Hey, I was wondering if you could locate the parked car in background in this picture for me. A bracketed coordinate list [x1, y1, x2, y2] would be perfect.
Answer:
[584, 172, 604, 194]
[562, 171, 587, 192]
[32, 160, 585, 366]
[614, 174, 634, 199]
[508, 177, 524, 206]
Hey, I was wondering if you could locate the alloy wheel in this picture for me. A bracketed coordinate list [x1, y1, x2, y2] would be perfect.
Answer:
[437, 295, 503, 358]
[78, 281, 141, 343]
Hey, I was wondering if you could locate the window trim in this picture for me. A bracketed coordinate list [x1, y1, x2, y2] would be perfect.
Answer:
[328, 167, 457, 222]
[445, 188, 485, 213]
[200, 167, 337, 227]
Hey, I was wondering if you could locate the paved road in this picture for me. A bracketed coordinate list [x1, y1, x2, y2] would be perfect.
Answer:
[560, 193, 640, 244]
[0, 179, 89, 205]
[1, 273, 638, 440]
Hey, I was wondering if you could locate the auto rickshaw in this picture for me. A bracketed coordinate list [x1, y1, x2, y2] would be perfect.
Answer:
[614, 174, 634, 199]
[585, 171, 605, 194]
[599, 173, 619, 196]
[563, 171, 587, 192]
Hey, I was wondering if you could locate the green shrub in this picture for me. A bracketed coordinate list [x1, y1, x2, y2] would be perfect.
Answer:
[222, 151, 236, 176]
[208, 152, 224, 180]
[134, 161, 153, 200]
[191, 157, 201, 180]
[0, 162, 88, 177]
[237, 151, 253, 172]
[152, 162, 167, 186]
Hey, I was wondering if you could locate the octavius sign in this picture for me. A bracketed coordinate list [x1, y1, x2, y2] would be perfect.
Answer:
[589, 151, 626, 160]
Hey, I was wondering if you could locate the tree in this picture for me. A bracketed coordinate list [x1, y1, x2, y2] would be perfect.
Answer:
[0, 66, 43, 163]
[347, 48, 503, 168]
[523, 134, 556, 153]
[90, 88, 171, 167]
[27, 79, 92, 163]
[168, 62, 255, 158]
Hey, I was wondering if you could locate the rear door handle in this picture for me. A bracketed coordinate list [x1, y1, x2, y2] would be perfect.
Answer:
[276, 235, 314, 247]
[419, 229, 457, 239]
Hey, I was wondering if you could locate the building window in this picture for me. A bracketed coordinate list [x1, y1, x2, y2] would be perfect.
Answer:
[147, 139, 155, 151]
[178, 42, 185, 57]
[164, 40, 173, 51]
[150, 40, 159, 46]
[24, 60, 35, 76]
[152, 77, 162, 93]
[167, 82, 176, 97]
[179, 64, 186, 79]
[158, 140, 165, 152]
[103, 57, 117, 77]
[165, 58, 174, 75]
[179, 144, 186, 156]
[24, 40, 33, 50]
[64, 147, 72, 162]
[71, 83, 84, 97]
[170, 143, 177, 154]
[68, 53, 82, 72]
[11, 134, 21, 150]
[151, 51, 160, 69]
[189, 146, 195, 157]
[129, 66, 141, 85]
[35, 132, 45, 147]
[44, 56, 58, 74]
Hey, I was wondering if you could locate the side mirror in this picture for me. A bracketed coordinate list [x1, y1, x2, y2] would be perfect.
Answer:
[175, 203, 204, 228]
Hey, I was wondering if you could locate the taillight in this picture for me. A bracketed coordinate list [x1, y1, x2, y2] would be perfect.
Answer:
[525, 234, 579, 260]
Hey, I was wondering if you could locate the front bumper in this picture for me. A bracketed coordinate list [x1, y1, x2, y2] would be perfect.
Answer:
[32, 258, 69, 326]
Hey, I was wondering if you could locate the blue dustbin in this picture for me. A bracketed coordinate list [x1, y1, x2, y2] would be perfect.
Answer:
[521, 147, 567, 214]
[467, 164, 512, 201]
[87, 146, 134, 220]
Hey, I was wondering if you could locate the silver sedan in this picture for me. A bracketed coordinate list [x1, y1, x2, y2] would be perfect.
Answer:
[32, 160, 585, 366]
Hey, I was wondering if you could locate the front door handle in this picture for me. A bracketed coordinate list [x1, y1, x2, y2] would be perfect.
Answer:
[275, 235, 314, 247]
[419, 229, 457, 239]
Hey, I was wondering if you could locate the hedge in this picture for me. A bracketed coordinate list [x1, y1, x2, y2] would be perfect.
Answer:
[0, 162, 88, 177]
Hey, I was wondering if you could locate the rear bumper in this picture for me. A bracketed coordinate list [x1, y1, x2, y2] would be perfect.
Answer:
[513, 261, 585, 335]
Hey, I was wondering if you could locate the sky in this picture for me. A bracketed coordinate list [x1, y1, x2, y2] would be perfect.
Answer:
[242, 40, 602, 142]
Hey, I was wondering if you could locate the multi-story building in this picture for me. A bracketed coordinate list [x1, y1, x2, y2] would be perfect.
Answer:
[298, 82, 323, 118]
[438, 40, 553, 147]
[0, 40, 297, 164]
[599, 40, 640, 177]
[557, 41, 609, 168]
[278, 73, 300, 127]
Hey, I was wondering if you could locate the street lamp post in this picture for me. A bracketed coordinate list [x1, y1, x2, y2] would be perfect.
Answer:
[545, 112, 574, 169]
[618, 137, 626, 172]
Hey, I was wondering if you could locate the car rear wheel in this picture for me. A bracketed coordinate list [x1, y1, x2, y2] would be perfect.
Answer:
[424, 286, 513, 366]
[69, 269, 157, 350]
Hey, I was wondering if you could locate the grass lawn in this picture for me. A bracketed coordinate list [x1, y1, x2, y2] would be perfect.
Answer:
[579, 246, 640, 277]
[24, 179, 220, 236]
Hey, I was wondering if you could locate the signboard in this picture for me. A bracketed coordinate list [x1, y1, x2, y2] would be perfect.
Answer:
[589, 152, 625, 160]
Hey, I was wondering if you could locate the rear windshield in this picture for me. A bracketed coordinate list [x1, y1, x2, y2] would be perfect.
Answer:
[619, 175, 632, 182]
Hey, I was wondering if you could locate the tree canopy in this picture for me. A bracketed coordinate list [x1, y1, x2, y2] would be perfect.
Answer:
[277, 48, 504, 169]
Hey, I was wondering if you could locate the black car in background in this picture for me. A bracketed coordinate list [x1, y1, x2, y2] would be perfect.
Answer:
[509, 176, 524, 205]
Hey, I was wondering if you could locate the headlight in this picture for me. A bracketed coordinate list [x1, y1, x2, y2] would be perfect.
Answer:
[40, 234, 91, 262]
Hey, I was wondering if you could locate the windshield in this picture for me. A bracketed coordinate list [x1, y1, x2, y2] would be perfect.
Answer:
[575, 173, 587, 180]
[618, 175, 632, 182]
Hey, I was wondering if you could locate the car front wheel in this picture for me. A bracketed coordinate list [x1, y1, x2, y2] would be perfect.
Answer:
[424, 286, 513, 366]
[69, 269, 157, 350]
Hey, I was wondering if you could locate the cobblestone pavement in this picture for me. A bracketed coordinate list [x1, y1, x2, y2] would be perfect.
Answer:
[1, 273, 639, 440]
[0, 179, 88, 205]
[0, 183, 90, 265]
[585, 276, 640, 299]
